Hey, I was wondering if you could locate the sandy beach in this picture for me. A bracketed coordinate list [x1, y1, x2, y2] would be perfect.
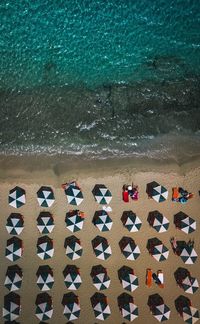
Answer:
[0, 156, 200, 324]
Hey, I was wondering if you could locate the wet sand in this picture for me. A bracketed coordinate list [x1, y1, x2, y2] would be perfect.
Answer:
[0, 157, 200, 324]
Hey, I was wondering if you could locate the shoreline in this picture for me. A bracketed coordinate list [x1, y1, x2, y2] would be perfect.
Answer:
[0, 153, 200, 185]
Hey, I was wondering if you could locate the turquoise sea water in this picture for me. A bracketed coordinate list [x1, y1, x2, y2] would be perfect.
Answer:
[0, 0, 200, 159]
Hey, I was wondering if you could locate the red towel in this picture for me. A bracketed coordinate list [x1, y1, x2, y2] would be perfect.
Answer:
[123, 191, 129, 202]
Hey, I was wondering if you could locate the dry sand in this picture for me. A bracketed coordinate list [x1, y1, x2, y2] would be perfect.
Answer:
[0, 157, 200, 324]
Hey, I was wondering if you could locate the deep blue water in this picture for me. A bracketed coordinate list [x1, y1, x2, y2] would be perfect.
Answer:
[0, 0, 200, 159]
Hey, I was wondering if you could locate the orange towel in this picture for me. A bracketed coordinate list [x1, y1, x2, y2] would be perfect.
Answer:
[146, 269, 152, 287]
[172, 187, 179, 199]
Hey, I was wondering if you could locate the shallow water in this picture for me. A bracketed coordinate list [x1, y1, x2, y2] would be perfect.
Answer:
[0, 0, 200, 159]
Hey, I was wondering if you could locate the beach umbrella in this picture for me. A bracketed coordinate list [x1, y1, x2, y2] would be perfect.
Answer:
[118, 293, 139, 321]
[180, 246, 198, 264]
[182, 306, 200, 324]
[36, 266, 54, 291]
[118, 266, 139, 292]
[92, 236, 112, 260]
[37, 212, 55, 234]
[2, 292, 21, 322]
[65, 210, 85, 232]
[147, 211, 169, 233]
[8, 186, 26, 208]
[182, 276, 199, 294]
[63, 265, 82, 290]
[35, 292, 53, 321]
[37, 236, 54, 260]
[119, 237, 140, 261]
[174, 212, 196, 234]
[65, 236, 83, 260]
[175, 296, 200, 323]
[92, 184, 112, 205]
[62, 292, 81, 321]
[93, 210, 113, 232]
[121, 211, 142, 232]
[148, 294, 170, 322]
[64, 182, 84, 206]
[153, 304, 171, 322]
[91, 292, 111, 321]
[4, 265, 23, 292]
[6, 213, 24, 235]
[37, 186, 55, 207]
[146, 182, 168, 202]
[5, 237, 23, 262]
[90, 265, 111, 291]
[147, 238, 169, 262]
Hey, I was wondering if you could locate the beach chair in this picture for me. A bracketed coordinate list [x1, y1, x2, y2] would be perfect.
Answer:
[146, 269, 152, 287]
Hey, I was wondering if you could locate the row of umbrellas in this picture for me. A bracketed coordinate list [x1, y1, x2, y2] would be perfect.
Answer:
[5, 235, 198, 263]
[8, 181, 183, 209]
[8, 183, 112, 208]
[5, 210, 197, 235]
[5, 264, 199, 295]
[3, 292, 199, 322]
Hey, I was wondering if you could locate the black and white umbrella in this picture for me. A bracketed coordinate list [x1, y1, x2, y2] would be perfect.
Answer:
[182, 306, 200, 324]
[5, 237, 23, 262]
[4, 265, 23, 292]
[6, 213, 24, 235]
[63, 265, 82, 290]
[92, 236, 112, 260]
[175, 295, 200, 323]
[174, 212, 196, 234]
[8, 186, 26, 208]
[37, 212, 55, 234]
[153, 304, 171, 322]
[92, 184, 112, 205]
[147, 211, 169, 233]
[146, 182, 168, 202]
[91, 292, 111, 321]
[37, 186, 55, 207]
[35, 292, 53, 321]
[147, 238, 169, 262]
[180, 246, 198, 265]
[121, 211, 142, 232]
[182, 276, 199, 294]
[62, 293, 81, 321]
[93, 210, 113, 232]
[118, 266, 139, 292]
[2, 292, 21, 321]
[64, 182, 84, 206]
[65, 210, 85, 232]
[36, 265, 54, 291]
[118, 293, 139, 321]
[91, 265, 111, 291]
[37, 236, 54, 260]
[148, 294, 170, 322]
[119, 237, 140, 261]
[65, 236, 83, 260]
